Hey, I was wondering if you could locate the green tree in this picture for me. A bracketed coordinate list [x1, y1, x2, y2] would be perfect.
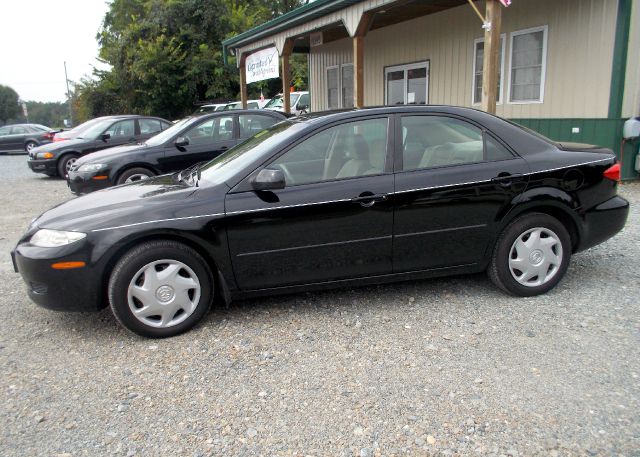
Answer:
[0, 85, 21, 124]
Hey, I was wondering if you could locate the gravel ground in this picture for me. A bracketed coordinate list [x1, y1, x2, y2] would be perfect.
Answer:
[0, 154, 638, 456]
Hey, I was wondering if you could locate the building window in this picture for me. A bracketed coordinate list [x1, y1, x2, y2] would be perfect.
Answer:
[385, 62, 429, 106]
[327, 64, 354, 109]
[508, 26, 548, 103]
[472, 35, 505, 104]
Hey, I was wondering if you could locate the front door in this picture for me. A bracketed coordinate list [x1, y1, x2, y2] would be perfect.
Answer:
[225, 116, 394, 290]
[393, 114, 530, 273]
[158, 115, 238, 173]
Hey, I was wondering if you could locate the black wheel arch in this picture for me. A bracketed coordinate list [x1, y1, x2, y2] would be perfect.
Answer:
[114, 163, 161, 183]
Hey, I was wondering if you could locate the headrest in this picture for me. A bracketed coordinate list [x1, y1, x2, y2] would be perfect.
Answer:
[345, 134, 369, 160]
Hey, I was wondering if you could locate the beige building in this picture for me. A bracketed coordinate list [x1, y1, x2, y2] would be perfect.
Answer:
[223, 0, 640, 178]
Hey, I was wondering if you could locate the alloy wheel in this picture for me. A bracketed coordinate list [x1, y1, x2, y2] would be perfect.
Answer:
[124, 173, 151, 183]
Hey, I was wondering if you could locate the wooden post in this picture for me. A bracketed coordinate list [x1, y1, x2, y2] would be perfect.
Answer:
[353, 11, 375, 108]
[281, 39, 295, 114]
[481, 0, 502, 114]
[239, 53, 248, 109]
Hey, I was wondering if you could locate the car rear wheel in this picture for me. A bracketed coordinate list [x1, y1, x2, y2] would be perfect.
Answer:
[117, 167, 155, 185]
[24, 141, 37, 153]
[57, 154, 79, 178]
[488, 213, 571, 296]
[108, 240, 214, 338]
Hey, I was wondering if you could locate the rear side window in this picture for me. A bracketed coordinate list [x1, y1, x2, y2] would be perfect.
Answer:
[486, 135, 514, 161]
[11, 126, 27, 134]
[139, 119, 162, 135]
[239, 114, 279, 139]
[105, 120, 135, 138]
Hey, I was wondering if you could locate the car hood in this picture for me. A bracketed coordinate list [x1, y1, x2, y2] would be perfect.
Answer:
[75, 143, 148, 166]
[31, 174, 199, 232]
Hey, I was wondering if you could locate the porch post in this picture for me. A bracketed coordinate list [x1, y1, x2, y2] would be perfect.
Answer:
[239, 53, 248, 109]
[281, 39, 295, 114]
[481, 0, 502, 114]
[353, 12, 375, 108]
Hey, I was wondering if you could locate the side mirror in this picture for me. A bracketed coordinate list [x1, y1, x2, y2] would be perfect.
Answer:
[101, 133, 111, 142]
[251, 168, 285, 191]
[175, 137, 189, 148]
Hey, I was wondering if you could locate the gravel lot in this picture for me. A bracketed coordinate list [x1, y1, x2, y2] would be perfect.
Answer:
[1, 154, 638, 456]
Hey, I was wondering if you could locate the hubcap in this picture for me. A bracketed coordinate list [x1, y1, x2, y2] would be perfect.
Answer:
[508, 227, 563, 287]
[66, 158, 77, 172]
[127, 259, 201, 328]
[125, 173, 151, 183]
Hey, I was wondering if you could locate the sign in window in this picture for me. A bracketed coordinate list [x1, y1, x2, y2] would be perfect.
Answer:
[385, 62, 429, 106]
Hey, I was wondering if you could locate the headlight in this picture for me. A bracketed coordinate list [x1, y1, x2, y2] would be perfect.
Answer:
[30, 229, 86, 248]
[37, 152, 54, 159]
[78, 163, 108, 173]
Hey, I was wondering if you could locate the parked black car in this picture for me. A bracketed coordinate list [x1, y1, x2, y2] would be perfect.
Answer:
[12, 106, 629, 338]
[27, 115, 172, 177]
[0, 123, 57, 153]
[67, 110, 286, 194]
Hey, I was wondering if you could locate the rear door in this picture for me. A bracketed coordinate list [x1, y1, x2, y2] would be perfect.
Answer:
[157, 114, 237, 173]
[393, 114, 530, 272]
[225, 116, 394, 290]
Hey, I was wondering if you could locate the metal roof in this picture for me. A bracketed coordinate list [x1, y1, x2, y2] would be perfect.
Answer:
[222, 0, 364, 64]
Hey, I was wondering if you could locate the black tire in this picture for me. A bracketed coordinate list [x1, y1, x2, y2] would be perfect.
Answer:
[488, 212, 571, 296]
[116, 167, 155, 185]
[108, 240, 214, 338]
[24, 141, 37, 153]
[57, 153, 79, 178]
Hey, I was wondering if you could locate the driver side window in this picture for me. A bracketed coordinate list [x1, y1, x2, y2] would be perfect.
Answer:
[270, 117, 388, 186]
[105, 120, 135, 138]
[183, 116, 234, 146]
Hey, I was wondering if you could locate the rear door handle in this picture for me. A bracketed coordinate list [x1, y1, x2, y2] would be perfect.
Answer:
[492, 173, 523, 187]
[351, 192, 388, 207]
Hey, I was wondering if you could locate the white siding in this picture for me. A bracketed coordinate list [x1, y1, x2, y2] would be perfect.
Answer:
[309, 0, 619, 118]
[622, 0, 640, 117]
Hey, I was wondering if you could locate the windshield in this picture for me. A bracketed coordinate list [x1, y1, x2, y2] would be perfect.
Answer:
[263, 94, 300, 109]
[145, 117, 193, 146]
[78, 119, 118, 139]
[199, 120, 305, 185]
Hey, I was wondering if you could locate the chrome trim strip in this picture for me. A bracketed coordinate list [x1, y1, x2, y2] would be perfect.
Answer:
[524, 157, 613, 175]
[394, 224, 487, 238]
[226, 198, 352, 216]
[91, 213, 224, 232]
[237, 235, 392, 257]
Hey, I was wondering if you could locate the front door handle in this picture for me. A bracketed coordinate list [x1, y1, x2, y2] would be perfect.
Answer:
[351, 192, 389, 207]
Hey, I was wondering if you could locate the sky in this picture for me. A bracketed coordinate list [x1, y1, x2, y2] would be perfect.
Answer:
[0, 0, 110, 103]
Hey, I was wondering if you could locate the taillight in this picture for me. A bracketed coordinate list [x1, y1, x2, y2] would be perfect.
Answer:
[53, 136, 66, 142]
[43, 132, 54, 140]
[603, 163, 620, 182]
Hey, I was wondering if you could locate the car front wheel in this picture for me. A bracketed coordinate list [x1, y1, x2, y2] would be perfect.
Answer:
[117, 167, 155, 185]
[488, 213, 571, 296]
[108, 240, 214, 338]
[57, 154, 79, 178]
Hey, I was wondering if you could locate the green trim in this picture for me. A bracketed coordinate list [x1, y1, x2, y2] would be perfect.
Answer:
[608, 0, 632, 118]
[222, 0, 363, 63]
[512, 118, 638, 180]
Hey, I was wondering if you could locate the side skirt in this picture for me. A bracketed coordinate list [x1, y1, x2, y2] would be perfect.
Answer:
[230, 263, 483, 301]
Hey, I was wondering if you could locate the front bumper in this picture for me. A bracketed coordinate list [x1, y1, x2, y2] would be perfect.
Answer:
[577, 195, 630, 252]
[28, 158, 57, 174]
[12, 240, 104, 312]
[67, 170, 113, 194]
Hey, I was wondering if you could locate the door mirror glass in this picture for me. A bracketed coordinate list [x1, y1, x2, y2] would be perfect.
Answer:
[175, 136, 189, 148]
[252, 168, 285, 191]
[101, 133, 111, 142]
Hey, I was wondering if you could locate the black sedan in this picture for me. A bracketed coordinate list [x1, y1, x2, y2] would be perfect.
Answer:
[66, 110, 286, 194]
[12, 106, 629, 338]
[27, 115, 172, 177]
[0, 123, 56, 153]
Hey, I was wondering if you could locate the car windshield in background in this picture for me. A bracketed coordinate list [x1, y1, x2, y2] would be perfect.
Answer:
[199, 120, 302, 185]
[145, 117, 193, 147]
[68, 118, 104, 136]
[264, 94, 300, 109]
[77, 119, 117, 139]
